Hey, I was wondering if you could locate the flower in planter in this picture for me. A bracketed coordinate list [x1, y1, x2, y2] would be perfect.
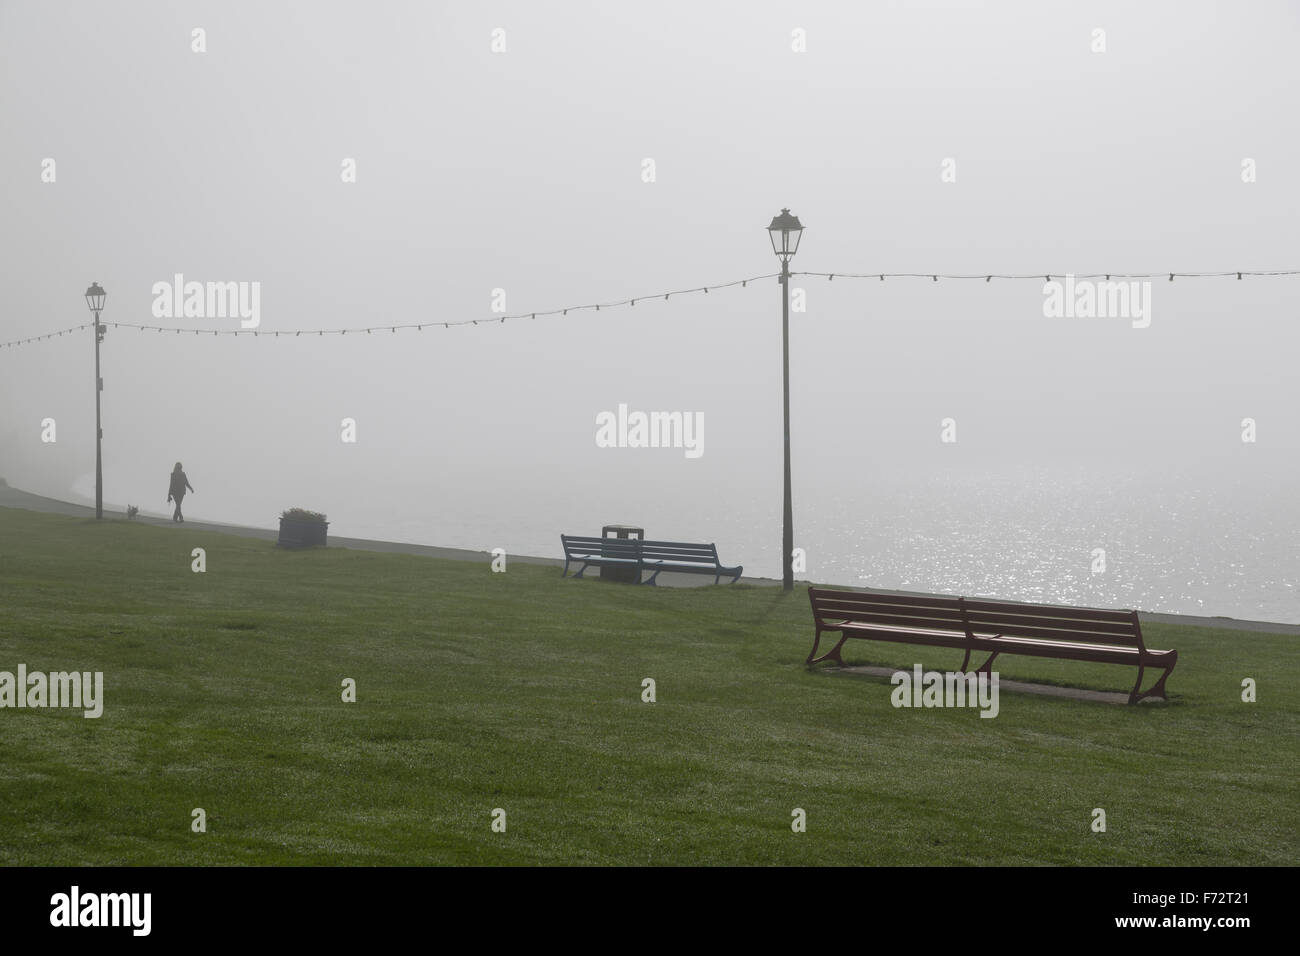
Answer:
[281, 508, 327, 524]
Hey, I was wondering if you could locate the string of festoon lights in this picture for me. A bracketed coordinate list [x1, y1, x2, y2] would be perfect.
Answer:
[3, 267, 1299, 350]
[796, 269, 1300, 281]
[0, 273, 777, 349]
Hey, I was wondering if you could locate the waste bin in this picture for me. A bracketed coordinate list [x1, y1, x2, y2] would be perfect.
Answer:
[601, 524, 644, 584]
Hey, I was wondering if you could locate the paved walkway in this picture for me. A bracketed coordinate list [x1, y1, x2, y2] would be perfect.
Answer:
[1, 483, 1295, 634]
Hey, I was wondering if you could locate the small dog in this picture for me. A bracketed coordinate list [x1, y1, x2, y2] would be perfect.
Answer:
[127, 505, 139, 519]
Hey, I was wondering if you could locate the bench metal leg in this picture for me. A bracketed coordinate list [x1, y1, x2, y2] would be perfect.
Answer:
[958, 647, 972, 672]
[966, 634, 1003, 675]
[574, 561, 590, 579]
[1143, 665, 1173, 702]
[1129, 653, 1176, 704]
[806, 628, 848, 666]
[1126, 665, 1146, 705]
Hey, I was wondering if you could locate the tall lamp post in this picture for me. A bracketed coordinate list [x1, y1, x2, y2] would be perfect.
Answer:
[767, 209, 804, 591]
[85, 282, 106, 519]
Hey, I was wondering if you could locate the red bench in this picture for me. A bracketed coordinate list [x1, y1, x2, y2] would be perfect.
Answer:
[806, 587, 1177, 704]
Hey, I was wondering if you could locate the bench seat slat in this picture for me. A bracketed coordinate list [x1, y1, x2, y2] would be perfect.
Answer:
[641, 554, 721, 563]
[969, 634, 1174, 664]
[838, 622, 971, 649]
[965, 623, 1141, 646]
[838, 621, 1155, 659]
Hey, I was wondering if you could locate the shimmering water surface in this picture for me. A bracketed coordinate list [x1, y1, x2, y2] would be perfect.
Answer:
[73, 463, 1300, 624]
[71, 463, 1298, 623]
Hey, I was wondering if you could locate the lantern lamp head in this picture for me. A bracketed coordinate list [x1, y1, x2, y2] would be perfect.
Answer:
[767, 208, 804, 259]
[85, 282, 106, 313]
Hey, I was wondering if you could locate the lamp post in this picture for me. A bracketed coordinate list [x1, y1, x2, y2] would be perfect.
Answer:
[767, 209, 804, 591]
[85, 282, 106, 519]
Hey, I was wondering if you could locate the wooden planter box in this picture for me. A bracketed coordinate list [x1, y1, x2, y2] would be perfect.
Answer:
[278, 516, 329, 549]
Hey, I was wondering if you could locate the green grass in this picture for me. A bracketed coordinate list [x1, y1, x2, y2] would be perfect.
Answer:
[0, 505, 1295, 866]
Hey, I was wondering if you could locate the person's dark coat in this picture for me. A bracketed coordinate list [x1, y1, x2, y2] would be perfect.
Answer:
[168, 470, 194, 499]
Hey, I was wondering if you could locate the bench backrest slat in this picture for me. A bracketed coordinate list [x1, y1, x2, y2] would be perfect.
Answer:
[961, 597, 1134, 623]
[809, 588, 1145, 650]
[639, 540, 718, 551]
[643, 555, 720, 565]
[561, 535, 641, 559]
[562, 535, 729, 566]
[963, 618, 1141, 646]
[810, 587, 963, 609]
[640, 543, 719, 564]
[809, 587, 965, 627]
[961, 598, 1143, 649]
[963, 610, 1135, 638]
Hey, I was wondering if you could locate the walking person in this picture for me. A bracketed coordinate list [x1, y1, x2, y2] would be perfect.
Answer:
[167, 462, 195, 523]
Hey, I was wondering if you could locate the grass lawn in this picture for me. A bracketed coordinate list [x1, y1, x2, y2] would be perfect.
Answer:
[0, 505, 1295, 866]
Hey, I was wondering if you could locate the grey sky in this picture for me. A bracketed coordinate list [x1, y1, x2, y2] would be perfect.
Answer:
[1, 1, 1296, 563]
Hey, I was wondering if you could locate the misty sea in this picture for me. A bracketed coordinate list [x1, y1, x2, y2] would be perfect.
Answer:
[73, 463, 1299, 625]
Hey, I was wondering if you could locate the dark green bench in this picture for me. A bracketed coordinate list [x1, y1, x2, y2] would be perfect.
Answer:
[560, 535, 743, 585]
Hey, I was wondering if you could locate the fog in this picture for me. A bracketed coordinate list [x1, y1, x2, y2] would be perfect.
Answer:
[1, 1, 1297, 599]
